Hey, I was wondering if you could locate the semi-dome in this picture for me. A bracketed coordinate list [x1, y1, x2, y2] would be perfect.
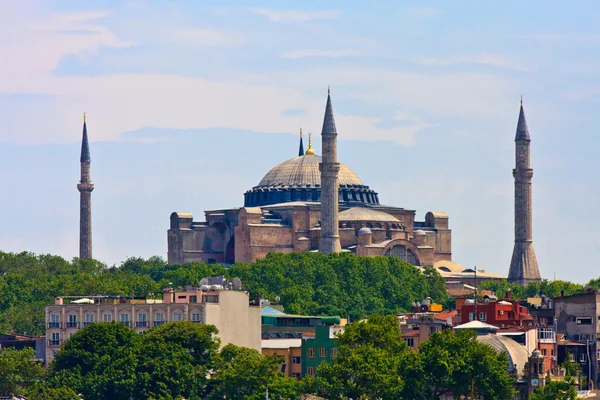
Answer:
[244, 151, 380, 207]
[339, 207, 399, 223]
[258, 154, 363, 188]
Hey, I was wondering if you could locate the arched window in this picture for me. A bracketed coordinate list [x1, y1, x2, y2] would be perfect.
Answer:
[385, 245, 417, 265]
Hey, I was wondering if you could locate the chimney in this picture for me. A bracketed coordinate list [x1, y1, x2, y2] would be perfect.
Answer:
[506, 289, 512, 300]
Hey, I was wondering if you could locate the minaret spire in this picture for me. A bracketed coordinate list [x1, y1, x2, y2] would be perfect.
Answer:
[77, 113, 94, 260]
[318, 88, 341, 255]
[508, 99, 541, 284]
[298, 128, 305, 156]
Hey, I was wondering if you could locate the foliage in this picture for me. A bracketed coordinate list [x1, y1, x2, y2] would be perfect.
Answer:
[25, 384, 80, 400]
[208, 344, 302, 400]
[530, 379, 577, 400]
[0, 347, 45, 396]
[134, 322, 220, 399]
[561, 356, 580, 379]
[312, 316, 514, 400]
[478, 279, 584, 300]
[228, 252, 449, 321]
[0, 251, 447, 336]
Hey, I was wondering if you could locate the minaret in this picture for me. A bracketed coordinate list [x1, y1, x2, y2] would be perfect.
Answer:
[77, 113, 94, 259]
[508, 98, 541, 284]
[318, 87, 342, 254]
[298, 128, 305, 156]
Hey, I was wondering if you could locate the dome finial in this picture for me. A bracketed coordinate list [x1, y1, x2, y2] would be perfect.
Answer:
[83, 112, 87, 123]
[328, 85, 330, 95]
[306, 133, 316, 155]
[520, 95, 523, 105]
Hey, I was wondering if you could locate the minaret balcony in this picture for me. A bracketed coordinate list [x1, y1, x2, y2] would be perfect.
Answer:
[77, 182, 95, 192]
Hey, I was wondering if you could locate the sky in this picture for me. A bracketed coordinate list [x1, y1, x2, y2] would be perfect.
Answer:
[0, 1, 599, 283]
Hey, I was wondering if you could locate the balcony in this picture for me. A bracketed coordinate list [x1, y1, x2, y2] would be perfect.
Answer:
[48, 322, 60, 329]
[154, 321, 165, 327]
[191, 320, 202, 324]
[83, 322, 94, 328]
[121, 321, 130, 327]
[48, 339, 61, 346]
[136, 321, 148, 328]
[65, 322, 79, 329]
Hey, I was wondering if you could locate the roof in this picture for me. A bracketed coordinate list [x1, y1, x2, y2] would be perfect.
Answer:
[80, 120, 90, 162]
[321, 90, 337, 135]
[432, 261, 504, 279]
[448, 288, 495, 298]
[434, 310, 458, 321]
[261, 307, 285, 315]
[402, 330, 421, 338]
[476, 334, 529, 375]
[261, 339, 302, 349]
[515, 103, 530, 141]
[428, 212, 448, 219]
[454, 320, 499, 330]
[339, 207, 399, 223]
[257, 154, 363, 188]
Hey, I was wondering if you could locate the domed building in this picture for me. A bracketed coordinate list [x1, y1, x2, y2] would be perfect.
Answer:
[168, 92, 452, 266]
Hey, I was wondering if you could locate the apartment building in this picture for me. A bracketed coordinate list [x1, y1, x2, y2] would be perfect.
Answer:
[45, 277, 261, 364]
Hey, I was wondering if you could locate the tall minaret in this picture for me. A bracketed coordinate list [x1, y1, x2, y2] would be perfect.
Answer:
[318, 88, 341, 254]
[77, 113, 94, 259]
[508, 99, 541, 284]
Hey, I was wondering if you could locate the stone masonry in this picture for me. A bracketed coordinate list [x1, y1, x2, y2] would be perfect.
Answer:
[508, 101, 541, 284]
[318, 89, 342, 255]
[77, 114, 94, 259]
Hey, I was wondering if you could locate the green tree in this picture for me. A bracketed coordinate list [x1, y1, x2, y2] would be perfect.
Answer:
[49, 322, 141, 400]
[135, 321, 221, 399]
[0, 347, 45, 396]
[208, 344, 302, 400]
[26, 384, 80, 400]
[530, 379, 577, 400]
[561, 356, 580, 379]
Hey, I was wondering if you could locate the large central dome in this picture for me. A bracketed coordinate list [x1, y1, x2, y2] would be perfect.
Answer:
[244, 151, 380, 207]
[258, 154, 363, 188]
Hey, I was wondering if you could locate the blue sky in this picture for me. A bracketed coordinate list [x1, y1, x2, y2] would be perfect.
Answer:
[0, 1, 599, 282]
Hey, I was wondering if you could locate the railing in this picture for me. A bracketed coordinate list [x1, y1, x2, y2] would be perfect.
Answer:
[83, 322, 94, 328]
[191, 320, 202, 324]
[154, 321, 165, 327]
[48, 339, 61, 346]
[121, 321, 130, 327]
[136, 321, 148, 328]
[65, 322, 79, 328]
[48, 322, 60, 329]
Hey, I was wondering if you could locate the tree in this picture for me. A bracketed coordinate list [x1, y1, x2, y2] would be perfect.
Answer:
[208, 344, 302, 400]
[135, 321, 221, 399]
[49, 322, 141, 400]
[0, 347, 44, 396]
[530, 379, 577, 400]
[26, 384, 80, 400]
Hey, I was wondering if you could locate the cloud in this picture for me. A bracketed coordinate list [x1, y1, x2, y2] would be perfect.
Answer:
[168, 27, 242, 46]
[249, 8, 342, 22]
[281, 49, 357, 59]
[414, 53, 533, 72]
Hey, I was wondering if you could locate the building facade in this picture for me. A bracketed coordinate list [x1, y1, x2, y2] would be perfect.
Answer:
[301, 324, 344, 377]
[168, 91, 452, 266]
[45, 277, 261, 365]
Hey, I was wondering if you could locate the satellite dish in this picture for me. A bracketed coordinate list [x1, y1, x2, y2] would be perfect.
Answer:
[232, 277, 242, 290]
[275, 296, 281, 302]
[199, 278, 209, 286]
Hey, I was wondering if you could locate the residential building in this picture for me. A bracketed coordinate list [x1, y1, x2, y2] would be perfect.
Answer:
[459, 294, 534, 327]
[261, 339, 302, 378]
[398, 312, 453, 350]
[45, 277, 261, 365]
[261, 307, 344, 339]
[301, 324, 344, 377]
[0, 333, 45, 362]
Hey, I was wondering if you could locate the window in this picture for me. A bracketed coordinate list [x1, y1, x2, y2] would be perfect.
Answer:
[84, 314, 94, 327]
[67, 314, 78, 328]
[479, 312, 487, 322]
[204, 295, 219, 303]
[50, 332, 60, 346]
[385, 245, 417, 265]
[319, 348, 327, 358]
[191, 313, 201, 322]
[174, 312, 183, 321]
[542, 349, 547, 356]
[498, 310, 504, 315]
[307, 348, 315, 358]
[469, 312, 475, 321]
[137, 313, 147, 328]
[155, 312, 164, 326]
[121, 313, 130, 327]
[331, 348, 338, 358]
[580, 353, 587, 363]
[429, 326, 440, 336]
[307, 367, 315, 376]
[405, 338, 415, 347]
[49, 314, 60, 328]
[103, 314, 112, 322]
[190, 296, 197, 303]
[292, 356, 301, 364]
[551, 349, 555, 357]
[576, 317, 593, 325]
[292, 373, 301, 378]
